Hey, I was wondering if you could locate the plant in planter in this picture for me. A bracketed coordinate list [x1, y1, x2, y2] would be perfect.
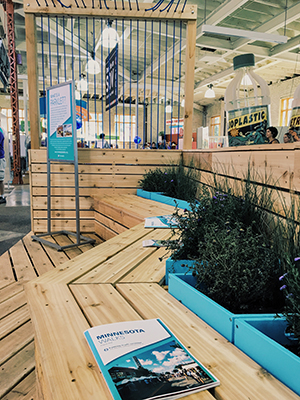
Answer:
[138, 160, 198, 202]
[279, 256, 300, 354]
[166, 174, 286, 314]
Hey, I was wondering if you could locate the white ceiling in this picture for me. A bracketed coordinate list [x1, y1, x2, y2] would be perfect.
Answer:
[0, 0, 299, 107]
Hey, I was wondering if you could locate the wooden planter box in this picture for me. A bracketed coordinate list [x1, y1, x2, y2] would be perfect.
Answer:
[137, 189, 191, 210]
[168, 272, 275, 343]
[234, 316, 300, 396]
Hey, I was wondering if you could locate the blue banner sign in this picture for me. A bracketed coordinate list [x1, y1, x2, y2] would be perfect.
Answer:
[47, 81, 76, 162]
[106, 44, 119, 111]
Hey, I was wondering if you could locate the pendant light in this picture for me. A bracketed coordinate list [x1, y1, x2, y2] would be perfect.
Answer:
[85, 51, 100, 75]
[98, 20, 120, 49]
[76, 74, 88, 92]
[205, 84, 215, 98]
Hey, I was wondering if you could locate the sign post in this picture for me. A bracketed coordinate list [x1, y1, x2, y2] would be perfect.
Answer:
[32, 81, 95, 251]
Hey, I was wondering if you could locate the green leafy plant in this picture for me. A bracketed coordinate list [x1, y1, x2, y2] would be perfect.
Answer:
[138, 161, 198, 202]
[279, 256, 300, 354]
[165, 167, 287, 314]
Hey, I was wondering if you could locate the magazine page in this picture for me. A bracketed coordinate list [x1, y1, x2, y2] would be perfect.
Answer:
[144, 215, 178, 229]
[84, 319, 219, 400]
[142, 240, 168, 247]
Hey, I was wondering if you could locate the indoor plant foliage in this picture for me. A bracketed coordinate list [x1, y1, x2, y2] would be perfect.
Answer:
[166, 172, 286, 314]
[279, 256, 300, 354]
[138, 161, 198, 202]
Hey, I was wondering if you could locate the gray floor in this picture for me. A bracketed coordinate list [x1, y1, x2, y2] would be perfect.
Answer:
[0, 184, 31, 256]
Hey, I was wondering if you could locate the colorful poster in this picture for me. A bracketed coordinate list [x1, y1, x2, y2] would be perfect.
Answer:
[47, 81, 76, 162]
[227, 105, 269, 146]
[289, 107, 300, 139]
[106, 44, 119, 111]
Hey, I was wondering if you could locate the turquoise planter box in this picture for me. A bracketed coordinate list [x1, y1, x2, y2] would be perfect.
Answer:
[168, 273, 275, 343]
[234, 317, 300, 396]
[137, 189, 191, 210]
[165, 258, 195, 285]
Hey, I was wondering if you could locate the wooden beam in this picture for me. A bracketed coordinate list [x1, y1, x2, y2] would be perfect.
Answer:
[183, 20, 196, 150]
[24, 1, 197, 21]
[25, 13, 40, 149]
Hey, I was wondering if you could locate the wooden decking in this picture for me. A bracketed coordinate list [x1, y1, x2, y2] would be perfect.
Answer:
[1, 194, 300, 399]
[0, 231, 102, 400]
[0, 194, 176, 399]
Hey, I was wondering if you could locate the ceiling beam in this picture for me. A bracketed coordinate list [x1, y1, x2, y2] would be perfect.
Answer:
[233, 2, 300, 50]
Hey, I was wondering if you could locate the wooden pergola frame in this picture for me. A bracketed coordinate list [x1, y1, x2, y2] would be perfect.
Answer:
[24, 0, 197, 150]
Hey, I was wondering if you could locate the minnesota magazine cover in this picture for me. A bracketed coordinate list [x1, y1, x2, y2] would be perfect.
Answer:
[84, 319, 219, 400]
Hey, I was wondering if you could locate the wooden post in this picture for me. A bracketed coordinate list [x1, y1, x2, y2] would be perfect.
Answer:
[183, 20, 196, 150]
[25, 13, 40, 149]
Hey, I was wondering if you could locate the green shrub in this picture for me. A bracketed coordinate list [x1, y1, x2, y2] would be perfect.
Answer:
[165, 168, 286, 314]
[279, 256, 300, 354]
[138, 161, 198, 202]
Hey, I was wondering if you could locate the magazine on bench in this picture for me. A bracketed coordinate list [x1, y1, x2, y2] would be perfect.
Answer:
[144, 215, 179, 228]
[84, 318, 219, 400]
[142, 239, 171, 247]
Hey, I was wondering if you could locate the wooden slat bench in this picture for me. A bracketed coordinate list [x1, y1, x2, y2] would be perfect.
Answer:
[93, 193, 177, 240]
[0, 194, 177, 399]
[25, 222, 300, 400]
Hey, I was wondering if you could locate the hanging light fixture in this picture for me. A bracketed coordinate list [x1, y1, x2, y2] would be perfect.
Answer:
[85, 51, 100, 75]
[165, 100, 173, 113]
[241, 73, 252, 86]
[76, 73, 88, 92]
[98, 20, 120, 49]
[181, 98, 185, 107]
[205, 84, 215, 98]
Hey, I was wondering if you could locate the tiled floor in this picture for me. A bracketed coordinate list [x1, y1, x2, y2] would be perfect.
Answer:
[0, 184, 31, 256]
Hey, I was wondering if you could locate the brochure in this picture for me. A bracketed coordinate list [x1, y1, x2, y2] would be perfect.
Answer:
[144, 215, 178, 229]
[84, 319, 219, 400]
[142, 240, 169, 247]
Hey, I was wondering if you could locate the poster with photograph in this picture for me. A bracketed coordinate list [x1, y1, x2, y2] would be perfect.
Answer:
[47, 81, 76, 162]
[227, 105, 269, 146]
[84, 319, 219, 400]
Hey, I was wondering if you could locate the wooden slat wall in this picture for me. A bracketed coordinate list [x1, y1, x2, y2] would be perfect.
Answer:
[30, 149, 181, 233]
[182, 144, 300, 217]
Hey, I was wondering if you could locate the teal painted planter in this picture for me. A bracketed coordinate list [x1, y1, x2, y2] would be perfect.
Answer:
[137, 189, 191, 210]
[165, 258, 195, 285]
[168, 273, 275, 343]
[234, 317, 300, 396]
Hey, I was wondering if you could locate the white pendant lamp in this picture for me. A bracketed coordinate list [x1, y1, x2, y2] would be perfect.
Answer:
[85, 51, 100, 75]
[76, 74, 88, 92]
[165, 100, 173, 113]
[205, 84, 215, 99]
[181, 98, 185, 107]
[241, 73, 252, 86]
[99, 21, 120, 49]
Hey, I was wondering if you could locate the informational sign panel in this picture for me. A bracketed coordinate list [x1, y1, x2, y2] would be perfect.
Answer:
[106, 44, 119, 111]
[227, 105, 269, 146]
[47, 81, 76, 162]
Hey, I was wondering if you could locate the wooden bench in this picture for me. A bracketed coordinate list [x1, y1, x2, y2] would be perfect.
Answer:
[93, 193, 177, 240]
[0, 194, 176, 398]
[25, 222, 300, 400]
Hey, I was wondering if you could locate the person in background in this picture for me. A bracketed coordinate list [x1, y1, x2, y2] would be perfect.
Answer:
[266, 126, 279, 144]
[98, 133, 110, 149]
[283, 132, 294, 143]
[151, 141, 157, 149]
[289, 127, 300, 142]
[0, 127, 6, 204]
